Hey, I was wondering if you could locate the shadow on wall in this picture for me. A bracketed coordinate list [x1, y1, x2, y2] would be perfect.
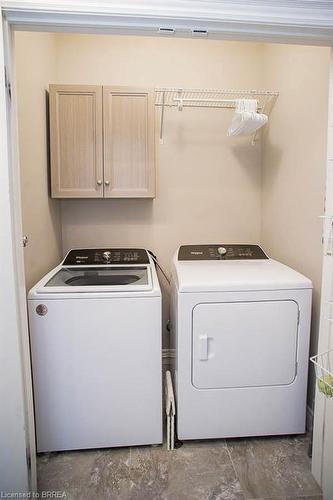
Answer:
[231, 142, 262, 185]
[45, 89, 63, 251]
[232, 134, 283, 187]
[62, 199, 154, 227]
[45, 90, 52, 197]
[260, 130, 284, 184]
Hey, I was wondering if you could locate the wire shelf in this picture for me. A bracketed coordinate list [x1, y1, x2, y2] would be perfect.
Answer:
[154, 87, 279, 143]
[155, 87, 278, 111]
[311, 349, 333, 398]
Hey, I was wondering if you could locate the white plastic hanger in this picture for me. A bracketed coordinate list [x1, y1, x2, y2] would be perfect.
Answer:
[227, 99, 268, 137]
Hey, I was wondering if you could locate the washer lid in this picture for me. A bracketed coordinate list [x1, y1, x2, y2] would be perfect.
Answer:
[173, 254, 312, 292]
[34, 265, 153, 294]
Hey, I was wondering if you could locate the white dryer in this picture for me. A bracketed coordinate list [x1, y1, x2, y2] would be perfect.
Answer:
[28, 248, 162, 452]
[171, 244, 312, 440]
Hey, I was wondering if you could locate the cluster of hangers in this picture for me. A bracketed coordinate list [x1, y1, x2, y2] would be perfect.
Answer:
[155, 88, 279, 145]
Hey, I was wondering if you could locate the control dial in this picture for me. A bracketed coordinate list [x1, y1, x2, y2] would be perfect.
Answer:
[102, 251, 112, 263]
[217, 247, 227, 256]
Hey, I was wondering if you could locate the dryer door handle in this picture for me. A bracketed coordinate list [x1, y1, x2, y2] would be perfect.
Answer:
[199, 334, 208, 361]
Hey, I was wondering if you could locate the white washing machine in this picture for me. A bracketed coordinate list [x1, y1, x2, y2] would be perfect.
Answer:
[171, 244, 312, 440]
[28, 248, 162, 452]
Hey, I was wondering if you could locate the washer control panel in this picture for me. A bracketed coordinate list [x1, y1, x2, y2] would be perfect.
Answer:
[178, 245, 268, 261]
[63, 248, 150, 265]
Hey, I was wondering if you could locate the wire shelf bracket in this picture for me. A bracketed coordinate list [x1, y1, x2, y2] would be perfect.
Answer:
[155, 87, 279, 144]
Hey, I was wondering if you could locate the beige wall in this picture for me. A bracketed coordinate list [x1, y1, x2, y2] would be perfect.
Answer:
[15, 32, 62, 291]
[261, 44, 330, 404]
[56, 34, 263, 269]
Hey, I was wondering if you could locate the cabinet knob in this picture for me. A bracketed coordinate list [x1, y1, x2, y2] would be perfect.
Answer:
[105, 181, 110, 186]
[97, 179, 102, 186]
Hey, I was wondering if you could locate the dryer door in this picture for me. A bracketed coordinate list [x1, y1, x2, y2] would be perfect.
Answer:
[192, 300, 299, 389]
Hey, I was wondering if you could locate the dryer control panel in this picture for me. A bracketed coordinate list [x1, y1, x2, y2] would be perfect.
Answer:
[178, 244, 268, 261]
[63, 248, 150, 265]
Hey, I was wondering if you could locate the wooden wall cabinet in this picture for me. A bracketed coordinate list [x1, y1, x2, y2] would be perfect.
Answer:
[49, 84, 155, 199]
[50, 85, 103, 198]
[103, 87, 155, 198]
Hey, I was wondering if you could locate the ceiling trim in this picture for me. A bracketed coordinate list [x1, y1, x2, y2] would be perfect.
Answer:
[2, 0, 333, 45]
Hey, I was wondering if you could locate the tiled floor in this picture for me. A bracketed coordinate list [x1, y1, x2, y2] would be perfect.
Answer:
[37, 435, 322, 500]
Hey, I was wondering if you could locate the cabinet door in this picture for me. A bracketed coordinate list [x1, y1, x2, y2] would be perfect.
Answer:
[103, 87, 155, 198]
[50, 85, 103, 198]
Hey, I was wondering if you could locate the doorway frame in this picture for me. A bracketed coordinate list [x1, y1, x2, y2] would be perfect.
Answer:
[1, 0, 333, 493]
